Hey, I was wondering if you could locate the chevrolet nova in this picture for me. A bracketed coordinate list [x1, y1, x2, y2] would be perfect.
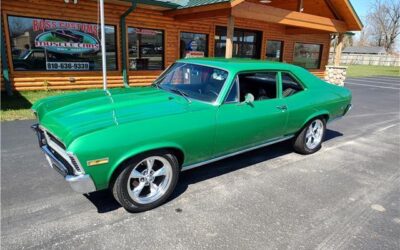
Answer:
[32, 58, 352, 212]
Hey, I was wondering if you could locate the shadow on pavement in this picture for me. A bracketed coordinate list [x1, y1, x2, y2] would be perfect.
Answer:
[1, 91, 32, 111]
[84, 190, 121, 213]
[85, 129, 343, 213]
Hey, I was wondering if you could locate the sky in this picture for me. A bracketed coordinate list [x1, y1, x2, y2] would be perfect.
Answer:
[349, 0, 399, 50]
[349, 0, 374, 20]
[350, 0, 396, 19]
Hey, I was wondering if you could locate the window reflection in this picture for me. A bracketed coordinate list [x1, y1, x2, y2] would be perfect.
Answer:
[8, 15, 117, 71]
[293, 43, 323, 69]
[214, 26, 261, 59]
[266, 40, 283, 62]
[180, 32, 208, 59]
[128, 27, 164, 70]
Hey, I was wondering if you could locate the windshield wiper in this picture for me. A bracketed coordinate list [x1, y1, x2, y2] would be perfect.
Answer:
[168, 87, 191, 103]
[151, 82, 160, 89]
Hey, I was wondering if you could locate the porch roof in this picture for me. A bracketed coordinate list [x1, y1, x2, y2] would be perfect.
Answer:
[162, 0, 363, 32]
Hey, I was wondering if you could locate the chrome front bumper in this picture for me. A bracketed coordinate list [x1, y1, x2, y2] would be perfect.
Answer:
[31, 124, 96, 193]
[343, 104, 352, 115]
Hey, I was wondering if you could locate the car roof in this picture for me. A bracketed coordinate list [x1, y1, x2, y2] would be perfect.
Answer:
[176, 58, 301, 73]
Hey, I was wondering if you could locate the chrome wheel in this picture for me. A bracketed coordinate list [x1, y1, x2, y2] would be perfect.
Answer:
[127, 156, 172, 204]
[305, 119, 324, 150]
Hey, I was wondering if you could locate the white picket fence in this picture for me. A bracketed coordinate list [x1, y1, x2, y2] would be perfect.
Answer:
[329, 53, 400, 67]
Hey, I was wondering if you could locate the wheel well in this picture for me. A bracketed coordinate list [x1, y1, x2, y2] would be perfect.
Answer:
[319, 114, 329, 123]
[108, 147, 184, 189]
[307, 114, 329, 125]
[297, 114, 329, 135]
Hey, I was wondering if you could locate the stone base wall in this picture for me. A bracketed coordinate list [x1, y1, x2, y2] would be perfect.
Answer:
[324, 65, 348, 86]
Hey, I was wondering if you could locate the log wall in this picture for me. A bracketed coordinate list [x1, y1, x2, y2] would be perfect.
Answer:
[2, 0, 329, 91]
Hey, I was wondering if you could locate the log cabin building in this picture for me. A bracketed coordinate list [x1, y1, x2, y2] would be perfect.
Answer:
[1, 0, 362, 92]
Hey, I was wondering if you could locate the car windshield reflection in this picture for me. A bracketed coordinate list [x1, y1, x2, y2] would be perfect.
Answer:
[154, 62, 229, 103]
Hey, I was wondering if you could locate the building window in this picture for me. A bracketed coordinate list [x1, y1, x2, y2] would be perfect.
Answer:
[180, 32, 208, 59]
[7, 15, 117, 71]
[293, 43, 323, 69]
[266, 40, 283, 62]
[128, 27, 164, 70]
[214, 26, 261, 59]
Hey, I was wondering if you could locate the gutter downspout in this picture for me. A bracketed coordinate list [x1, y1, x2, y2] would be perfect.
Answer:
[121, 0, 137, 88]
[1, 17, 13, 96]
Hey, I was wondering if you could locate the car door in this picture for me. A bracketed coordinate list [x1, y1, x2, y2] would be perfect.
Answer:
[280, 71, 313, 135]
[214, 71, 288, 156]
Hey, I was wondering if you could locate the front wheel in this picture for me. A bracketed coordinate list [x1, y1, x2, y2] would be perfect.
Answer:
[112, 151, 179, 212]
[293, 118, 326, 154]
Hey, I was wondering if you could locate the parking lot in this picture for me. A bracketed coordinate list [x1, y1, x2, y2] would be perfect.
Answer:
[1, 76, 399, 249]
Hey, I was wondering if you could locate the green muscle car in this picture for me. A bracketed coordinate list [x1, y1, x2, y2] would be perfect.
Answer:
[31, 58, 352, 212]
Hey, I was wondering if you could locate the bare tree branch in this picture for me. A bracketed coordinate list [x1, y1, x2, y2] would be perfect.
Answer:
[365, 0, 400, 52]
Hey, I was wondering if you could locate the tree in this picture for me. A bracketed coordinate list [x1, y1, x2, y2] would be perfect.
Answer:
[367, 0, 400, 52]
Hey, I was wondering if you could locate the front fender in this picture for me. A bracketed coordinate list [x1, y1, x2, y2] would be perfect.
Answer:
[107, 142, 186, 185]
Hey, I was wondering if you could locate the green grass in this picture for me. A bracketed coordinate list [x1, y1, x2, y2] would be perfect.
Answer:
[345, 65, 400, 78]
[1, 90, 78, 121]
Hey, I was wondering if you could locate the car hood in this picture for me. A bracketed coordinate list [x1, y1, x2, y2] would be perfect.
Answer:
[32, 87, 191, 146]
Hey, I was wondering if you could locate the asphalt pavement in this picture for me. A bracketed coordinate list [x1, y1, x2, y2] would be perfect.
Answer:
[1, 76, 400, 249]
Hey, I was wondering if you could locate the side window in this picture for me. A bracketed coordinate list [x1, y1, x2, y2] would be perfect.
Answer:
[33, 51, 45, 59]
[238, 72, 278, 102]
[225, 78, 239, 103]
[281, 72, 304, 97]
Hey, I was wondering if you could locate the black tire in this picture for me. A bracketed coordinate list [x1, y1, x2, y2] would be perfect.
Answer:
[112, 151, 179, 212]
[293, 117, 326, 154]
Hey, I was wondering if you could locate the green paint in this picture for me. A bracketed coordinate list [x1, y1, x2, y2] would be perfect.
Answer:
[32, 59, 352, 190]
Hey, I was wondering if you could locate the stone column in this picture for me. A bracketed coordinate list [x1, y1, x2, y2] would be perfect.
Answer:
[325, 33, 347, 86]
[325, 65, 348, 86]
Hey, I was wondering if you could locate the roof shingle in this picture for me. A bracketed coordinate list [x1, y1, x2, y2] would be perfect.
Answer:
[342, 46, 386, 54]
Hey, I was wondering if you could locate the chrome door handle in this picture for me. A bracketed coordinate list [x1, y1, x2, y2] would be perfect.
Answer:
[276, 105, 287, 111]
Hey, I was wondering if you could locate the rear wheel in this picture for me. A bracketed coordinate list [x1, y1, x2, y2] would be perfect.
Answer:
[112, 151, 179, 212]
[293, 118, 326, 154]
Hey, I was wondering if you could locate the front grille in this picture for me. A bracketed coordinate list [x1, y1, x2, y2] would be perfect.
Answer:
[48, 147, 75, 175]
[46, 132, 66, 150]
[39, 126, 84, 175]
[68, 155, 83, 174]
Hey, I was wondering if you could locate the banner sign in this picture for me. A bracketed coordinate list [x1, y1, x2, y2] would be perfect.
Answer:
[33, 19, 100, 55]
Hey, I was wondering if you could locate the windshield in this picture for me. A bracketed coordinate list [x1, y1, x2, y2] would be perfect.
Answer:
[154, 63, 229, 103]
[18, 50, 31, 59]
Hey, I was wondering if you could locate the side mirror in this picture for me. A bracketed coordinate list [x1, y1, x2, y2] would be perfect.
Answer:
[244, 93, 255, 104]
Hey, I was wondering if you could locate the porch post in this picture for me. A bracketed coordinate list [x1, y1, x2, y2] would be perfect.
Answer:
[225, 15, 235, 59]
[326, 32, 347, 86]
[334, 33, 344, 66]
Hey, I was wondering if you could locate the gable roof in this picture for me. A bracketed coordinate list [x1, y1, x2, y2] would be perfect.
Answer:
[133, 0, 363, 31]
